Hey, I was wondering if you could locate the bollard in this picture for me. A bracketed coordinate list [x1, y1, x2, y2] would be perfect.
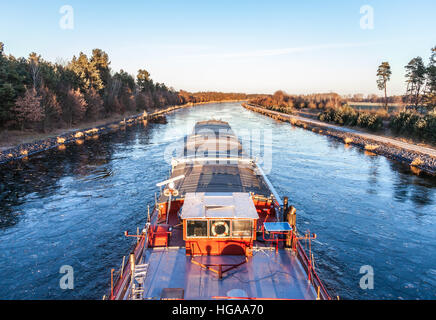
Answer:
[286, 206, 297, 248]
[283, 196, 288, 221]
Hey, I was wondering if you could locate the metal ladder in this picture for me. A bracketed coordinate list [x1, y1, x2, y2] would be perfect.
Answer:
[130, 264, 149, 300]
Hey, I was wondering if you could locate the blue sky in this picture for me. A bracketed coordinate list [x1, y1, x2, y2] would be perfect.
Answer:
[1, 0, 435, 95]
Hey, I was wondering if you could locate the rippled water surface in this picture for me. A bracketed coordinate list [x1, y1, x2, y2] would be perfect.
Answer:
[1, 103, 435, 299]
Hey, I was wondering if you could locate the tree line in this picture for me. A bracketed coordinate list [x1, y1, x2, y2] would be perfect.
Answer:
[376, 46, 436, 110]
[0, 42, 250, 133]
[249, 91, 342, 113]
[250, 46, 436, 113]
[344, 94, 405, 105]
[248, 46, 436, 143]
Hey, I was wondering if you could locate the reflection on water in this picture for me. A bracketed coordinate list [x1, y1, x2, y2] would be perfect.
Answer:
[0, 103, 435, 300]
[390, 162, 435, 206]
[363, 154, 381, 196]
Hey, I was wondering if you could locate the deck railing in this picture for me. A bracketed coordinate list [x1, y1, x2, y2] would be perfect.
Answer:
[294, 233, 331, 300]
[103, 215, 153, 300]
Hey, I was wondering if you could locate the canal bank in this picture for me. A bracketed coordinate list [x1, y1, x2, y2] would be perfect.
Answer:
[242, 103, 436, 176]
[0, 100, 245, 165]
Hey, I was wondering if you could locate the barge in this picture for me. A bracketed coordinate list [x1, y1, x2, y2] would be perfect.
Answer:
[104, 120, 331, 300]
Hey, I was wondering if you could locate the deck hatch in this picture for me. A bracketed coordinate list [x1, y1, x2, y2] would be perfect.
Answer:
[180, 192, 259, 219]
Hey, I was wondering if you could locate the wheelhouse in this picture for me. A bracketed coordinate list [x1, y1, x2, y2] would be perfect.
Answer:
[182, 192, 258, 256]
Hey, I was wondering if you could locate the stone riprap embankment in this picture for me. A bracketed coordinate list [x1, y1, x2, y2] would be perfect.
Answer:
[243, 103, 436, 176]
[0, 100, 246, 165]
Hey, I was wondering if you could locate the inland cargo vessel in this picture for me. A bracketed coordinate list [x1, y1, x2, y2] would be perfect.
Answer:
[104, 120, 331, 300]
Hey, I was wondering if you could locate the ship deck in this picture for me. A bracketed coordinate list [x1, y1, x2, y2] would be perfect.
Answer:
[158, 120, 273, 202]
[140, 247, 317, 300]
[160, 162, 272, 200]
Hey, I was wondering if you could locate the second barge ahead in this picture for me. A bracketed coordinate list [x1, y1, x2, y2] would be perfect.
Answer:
[105, 120, 331, 300]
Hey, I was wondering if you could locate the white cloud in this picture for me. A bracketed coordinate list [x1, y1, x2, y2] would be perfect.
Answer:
[178, 42, 379, 60]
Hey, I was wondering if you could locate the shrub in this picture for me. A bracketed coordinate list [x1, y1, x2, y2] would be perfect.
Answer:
[357, 113, 383, 131]
[390, 111, 418, 134]
[319, 106, 381, 131]
[390, 111, 436, 143]
[424, 112, 436, 142]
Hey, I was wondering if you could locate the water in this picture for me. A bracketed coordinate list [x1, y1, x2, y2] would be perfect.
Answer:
[0, 103, 435, 300]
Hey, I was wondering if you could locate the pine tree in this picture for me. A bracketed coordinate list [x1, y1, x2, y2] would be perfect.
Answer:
[425, 47, 436, 110]
[405, 57, 427, 108]
[69, 52, 104, 92]
[377, 62, 392, 110]
[137, 69, 152, 92]
[90, 49, 110, 92]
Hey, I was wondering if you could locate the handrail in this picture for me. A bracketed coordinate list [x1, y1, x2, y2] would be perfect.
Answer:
[106, 209, 155, 300]
[294, 235, 331, 300]
[254, 164, 283, 207]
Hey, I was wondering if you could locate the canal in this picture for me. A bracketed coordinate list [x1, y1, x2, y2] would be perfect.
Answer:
[0, 102, 435, 299]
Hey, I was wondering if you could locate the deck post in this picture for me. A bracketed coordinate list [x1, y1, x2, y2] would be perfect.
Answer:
[283, 197, 288, 215]
[129, 253, 135, 280]
[110, 268, 115, 298]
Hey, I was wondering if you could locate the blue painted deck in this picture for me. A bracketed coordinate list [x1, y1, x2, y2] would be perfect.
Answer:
[141, 247, 317, 300]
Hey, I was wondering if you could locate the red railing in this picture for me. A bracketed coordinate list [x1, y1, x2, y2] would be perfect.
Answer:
[294, 233, 331, 300]
[105, 222, 151, 300]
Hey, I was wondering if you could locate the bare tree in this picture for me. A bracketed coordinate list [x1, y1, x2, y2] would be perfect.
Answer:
[28, 52, 41, 89]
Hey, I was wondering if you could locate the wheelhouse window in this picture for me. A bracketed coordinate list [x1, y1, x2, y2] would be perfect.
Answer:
[209, 220, 231, 238]
[232, 220, 253, 238]
[186, 220, 208, 238]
